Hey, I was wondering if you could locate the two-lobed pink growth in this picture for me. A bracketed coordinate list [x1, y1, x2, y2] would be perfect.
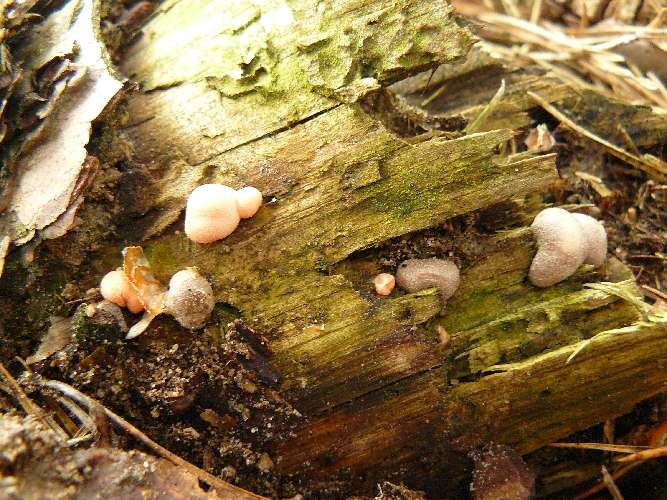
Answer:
[100, 270, 144, 313]
[529, 207, 607, 288]
[184, 184, 263, 244]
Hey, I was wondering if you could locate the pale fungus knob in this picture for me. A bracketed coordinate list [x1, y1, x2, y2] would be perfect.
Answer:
[235, 186, 263, 219]
[572, 212, 607, 267]
[163, 267, 215, 330]
[373, 273, 396, 296]
[395, 258, 460, 300]
[184, 184, 241, 244]
[100, 269, 144, 314]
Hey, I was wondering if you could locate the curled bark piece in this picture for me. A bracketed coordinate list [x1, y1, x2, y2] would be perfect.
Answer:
[122, 246, 167, 315]
[2, 0, 123, 258]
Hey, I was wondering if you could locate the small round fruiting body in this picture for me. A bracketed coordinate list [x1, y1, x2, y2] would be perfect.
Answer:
[164, 267, 214, 330]
[235, 186, 263, 219]
[184, 184, 241, 244]
[529, 208, 608, 287]
[395, 258, 460, 300]
[436, 325, 450, 348]
[528, 208, 586, 288]
[373, 273, 395, 296]
[572, 212, 607, 267]
[100, 270, 144, 313]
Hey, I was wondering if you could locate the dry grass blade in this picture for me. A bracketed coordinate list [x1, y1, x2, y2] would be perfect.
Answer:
[584, 282, 652, 316]
[473, 11, 667, 113]
[549, 442, 646, 453]
[530, 0, 543, 24]
[55, 395, 97, 445]
[648, 8, 667, 29]
[500, 0, 521, 18]
[421, 81, 449, 107]
[642, 284, 667, 301]
[529, 91, 667, 181]
[566, 338, 594, 364]
[466, 79, 506, 133]
[574, 463, 641, 499]
[39, 378, 268, 500]
[0, 362, 68, 441]
[575, 171, 614, 197]
[42, 395, 80, 437]
[602, 465, 625, 500]
[616, 123, 641, 156]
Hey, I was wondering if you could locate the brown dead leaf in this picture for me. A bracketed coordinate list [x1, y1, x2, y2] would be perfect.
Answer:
[122, 246, 166, 315]
[26, 316, 72, 364]
[122, 246, 167, 339]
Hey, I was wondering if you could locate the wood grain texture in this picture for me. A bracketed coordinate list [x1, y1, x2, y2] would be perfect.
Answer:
[95, 0, 667, 489]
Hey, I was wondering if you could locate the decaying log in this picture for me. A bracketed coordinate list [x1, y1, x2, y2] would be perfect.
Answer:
[102, 0, 667, 491]
[2, 0, 667, 496]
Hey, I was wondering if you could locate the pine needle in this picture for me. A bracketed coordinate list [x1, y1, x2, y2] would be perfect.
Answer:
[617, 444, 667, 463]
[466, 79, 506, 134]
[602, 465, 625, 500]
[549, 442, 646, 453]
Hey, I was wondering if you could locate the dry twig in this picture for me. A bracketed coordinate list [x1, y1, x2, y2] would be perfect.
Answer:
[617, 444, 667, 463]
[529, 91, 667, 181]
[0, 362, 69, 441]
[37, 377, 268, 500]
[466, 79, 507, 133]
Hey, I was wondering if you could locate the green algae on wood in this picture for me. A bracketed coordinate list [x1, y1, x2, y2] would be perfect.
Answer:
[111, 11, 662, 477]
[126, 104, 559, 411]
[121, 0, 474, 168]
[447, 279, 641, 377]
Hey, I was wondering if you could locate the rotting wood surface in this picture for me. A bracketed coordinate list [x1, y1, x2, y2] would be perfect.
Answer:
[108, 0, 667, 488]
[3, 0, 667, 495]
